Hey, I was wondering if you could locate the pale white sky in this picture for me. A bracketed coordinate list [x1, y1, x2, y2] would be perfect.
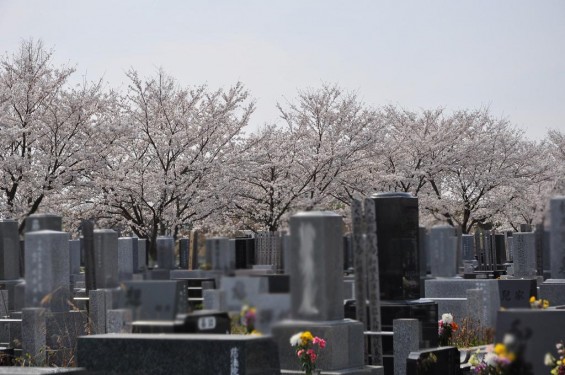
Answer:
[1, 0, 563, 140]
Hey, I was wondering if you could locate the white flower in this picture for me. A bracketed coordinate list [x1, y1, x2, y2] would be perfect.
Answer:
[290, 332, 302, 346]
[502, 334, 515, 347]
[484, 353, 499, 367]
[441, 313, 453, 324]
[544, 353, 556, 366]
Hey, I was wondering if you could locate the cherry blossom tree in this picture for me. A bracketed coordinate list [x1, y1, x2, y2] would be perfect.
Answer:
[277, 84, 382, 211]
[0, 39, 109, 231]
[90, 69, 254, 257]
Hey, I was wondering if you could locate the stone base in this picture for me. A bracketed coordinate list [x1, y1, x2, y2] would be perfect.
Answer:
[272, 319, 365, 372]
[539, 279, 565, 306]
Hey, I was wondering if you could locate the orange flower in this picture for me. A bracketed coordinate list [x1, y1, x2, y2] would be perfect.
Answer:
[451, 322, 459, 331]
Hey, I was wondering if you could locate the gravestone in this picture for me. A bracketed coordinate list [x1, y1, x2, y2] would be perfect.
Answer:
[506, 234, 514, 262]
[235, 237, 255, 269]
[539, 279, 565, 305]
[77, 334, 281, 375]
[494, 234, 507, 265]
[118, 237, 135, 281]
[429, 225, 457, 277]
[254, 294, 290, 334]
[550, 197, 565, 278]
[512, 233, 536, 278]
[289, 212, 343, 320]
[92, 229, 119, 289]
[122, 280, 188, 321]
[370, 192, 420, 300]
[393, 319, 420, 375]
[0, 220, 20, 280]
[406, 347, 460, 375]
[461, 235, 475, 262]
[24, 214, 62, 233]
[156, 236, 175, 269]
[272, 211, 379, 374]
[255, 231, 283, 271]
[497, 279, 536, 308]
[220, 276, 269, 312]
[179, 238, 189, 269]
[425, 279, 500, 328]
[24, 230, 70, 312]
[68, 240, 81, 276]
[206, 237, 235, 272]
[495, 309, 565, 375]
[137, 238, 147, 272]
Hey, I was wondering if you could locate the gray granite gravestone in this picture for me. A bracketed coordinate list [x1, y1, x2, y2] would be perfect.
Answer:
[93, 229, 119, 289]
[206, 237, 235, 272]
[118, 237, 135, 281]
[220, 275, 269, 312]
[122, 280, 188, 321]
[289, 212, 344, 320]
[137, 238, 147, 272]
[495, 309, 565, 375]
[429, 225, 457, 277]
[68, 240, 81, 276]
[512, 233, 536, 278]
[272, 211, 379, 374]
[156, 236, 175, 269]
[24, 230, 70, 312]
[393, 319, 420, 375]
[0, 220, 20, 280]
[461, 234, 475, 262]
[24, 214, 62, 233]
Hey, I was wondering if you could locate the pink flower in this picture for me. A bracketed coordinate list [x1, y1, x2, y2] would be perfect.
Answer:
[313, 337, 326, 349]
[297, 349, 304, 358]
[307, 349, 317, 362]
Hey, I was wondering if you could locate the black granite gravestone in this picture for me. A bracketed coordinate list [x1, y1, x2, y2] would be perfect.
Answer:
[370, 192, 420, 300]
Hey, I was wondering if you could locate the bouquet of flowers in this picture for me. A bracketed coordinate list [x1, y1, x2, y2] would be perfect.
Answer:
[438, 313, 458, 346]
[545, 341, 565, 375]
[469, 335, 517, 375]
[290, 331, 326, 375]
[240, 304, 257, 334]
[530, 296, 550, 309]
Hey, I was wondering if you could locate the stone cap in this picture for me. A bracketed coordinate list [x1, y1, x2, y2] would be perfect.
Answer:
[370, 192, 414, 198]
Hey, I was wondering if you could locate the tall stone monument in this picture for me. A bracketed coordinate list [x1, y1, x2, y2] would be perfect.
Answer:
[272, 211, 379, 374]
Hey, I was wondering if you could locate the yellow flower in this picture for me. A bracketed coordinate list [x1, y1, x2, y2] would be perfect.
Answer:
[530, 296, 536, 303]
[300, 331, 314, 345]
[543, 300, 550, 308]
[494, 343, 506, 355]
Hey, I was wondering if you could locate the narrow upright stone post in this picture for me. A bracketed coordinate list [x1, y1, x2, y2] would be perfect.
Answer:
[364, 197, 383, 366]
[82, 220, 96, 292]
[550, 197, 565, 279]
[393, 319, 420, 375]
[350, 199, 367, 326]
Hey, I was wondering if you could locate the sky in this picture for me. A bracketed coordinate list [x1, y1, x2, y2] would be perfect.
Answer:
[0, 0, 564, 140]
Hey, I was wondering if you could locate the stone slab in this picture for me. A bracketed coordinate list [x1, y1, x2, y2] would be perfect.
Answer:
[77, 333, 280, 375]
